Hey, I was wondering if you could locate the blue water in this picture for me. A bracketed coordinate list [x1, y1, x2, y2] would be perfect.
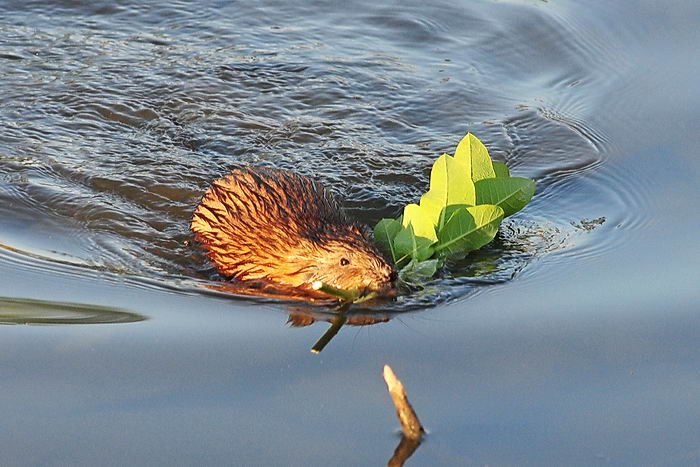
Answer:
[1, 0, 699, 465]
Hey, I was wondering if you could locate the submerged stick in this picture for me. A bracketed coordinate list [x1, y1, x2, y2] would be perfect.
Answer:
[383, 365, 424, 440]
[310, 312, 347, 354]
[310, 302, 352, 354]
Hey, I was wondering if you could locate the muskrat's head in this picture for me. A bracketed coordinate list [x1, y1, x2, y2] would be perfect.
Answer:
[281, 225, 397, 297]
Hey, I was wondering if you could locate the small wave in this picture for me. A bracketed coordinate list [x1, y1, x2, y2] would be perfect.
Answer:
[0, 0, 647, 316]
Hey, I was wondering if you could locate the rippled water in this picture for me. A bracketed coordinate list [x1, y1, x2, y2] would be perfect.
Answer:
[2, 0, 699, 465]
[0, 0, 627, 308]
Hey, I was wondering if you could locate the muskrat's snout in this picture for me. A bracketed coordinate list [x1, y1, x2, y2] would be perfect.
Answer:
[366, 261, 398, 297]
[384, 265, 398, 290]
[376, 270, 398, 298]
[389, 269, 398, 283]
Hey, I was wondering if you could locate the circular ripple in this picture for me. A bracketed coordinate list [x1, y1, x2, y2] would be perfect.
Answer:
[0, 1, 651, 313]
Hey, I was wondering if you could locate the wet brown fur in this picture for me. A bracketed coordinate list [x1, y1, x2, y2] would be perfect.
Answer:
[191, 167, 396, 297]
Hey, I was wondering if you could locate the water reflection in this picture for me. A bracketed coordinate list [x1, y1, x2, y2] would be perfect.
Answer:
[294, 303, 396, 354]
[388, 436, 421, 467]
[0, 297, 146, 325]
[197, 281, 394, 352]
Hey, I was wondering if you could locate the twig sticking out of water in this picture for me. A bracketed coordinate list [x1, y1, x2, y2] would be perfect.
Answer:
[383, 365, 424, 440]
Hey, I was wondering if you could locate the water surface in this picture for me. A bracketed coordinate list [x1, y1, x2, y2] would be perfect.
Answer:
[1, 0, 699, 465]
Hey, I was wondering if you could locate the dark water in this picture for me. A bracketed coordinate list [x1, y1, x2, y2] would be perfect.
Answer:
[1, 0, 699, 465]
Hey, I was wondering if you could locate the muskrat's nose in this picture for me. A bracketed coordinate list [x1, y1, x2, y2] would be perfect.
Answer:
[389, 270, 398, 283]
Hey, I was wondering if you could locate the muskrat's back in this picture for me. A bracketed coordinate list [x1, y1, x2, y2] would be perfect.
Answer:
[191, 167, 396, 296]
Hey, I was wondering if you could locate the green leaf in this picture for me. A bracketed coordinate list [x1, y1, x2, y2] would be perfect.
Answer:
[419, 154, 475, 227]
[401, 203, 438, 242]
[434, 204, 504, 259]
[492, 161, 510, 178]
[399, 258, 442, 283]
[394, 224, 435, 264]
[475, 177, 536, 217]
[369, 132, 535, 285]
[454, 133, 496, 182]
[373, 218, 402, 264]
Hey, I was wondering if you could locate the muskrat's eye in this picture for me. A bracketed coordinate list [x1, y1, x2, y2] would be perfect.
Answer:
[340, 258, 350, 266]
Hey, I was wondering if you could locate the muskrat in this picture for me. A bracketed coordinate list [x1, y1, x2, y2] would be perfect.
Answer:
[191, 167, 396, 298]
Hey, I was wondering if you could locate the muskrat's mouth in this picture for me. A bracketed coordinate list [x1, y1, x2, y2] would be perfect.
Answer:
[311, 280, 397, 303]
[376, 286, 397, 298]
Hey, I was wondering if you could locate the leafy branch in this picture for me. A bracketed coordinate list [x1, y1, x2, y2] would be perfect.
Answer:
[374, 133, 536, 282]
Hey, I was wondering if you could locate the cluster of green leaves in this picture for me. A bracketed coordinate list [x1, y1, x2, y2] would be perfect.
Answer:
[374, 133, 536, 281]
